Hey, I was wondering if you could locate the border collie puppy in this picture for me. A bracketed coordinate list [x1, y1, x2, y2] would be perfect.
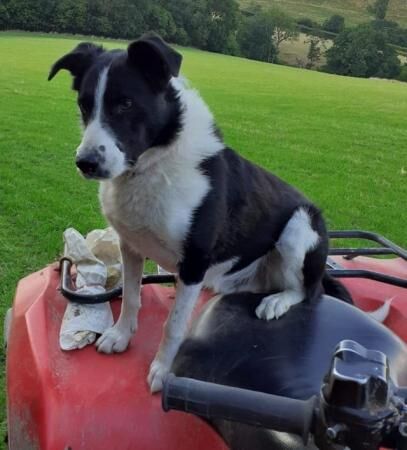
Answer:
[49, 34, 351, 392]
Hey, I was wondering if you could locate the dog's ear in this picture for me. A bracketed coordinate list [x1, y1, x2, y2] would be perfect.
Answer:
[48, 42, 105, 90]
[127, 33, 182, 90]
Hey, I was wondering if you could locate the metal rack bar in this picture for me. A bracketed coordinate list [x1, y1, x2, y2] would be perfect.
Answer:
[59, 230, 406, 304]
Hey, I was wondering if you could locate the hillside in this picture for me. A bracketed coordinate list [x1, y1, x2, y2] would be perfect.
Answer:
[239, 0, 407, 27]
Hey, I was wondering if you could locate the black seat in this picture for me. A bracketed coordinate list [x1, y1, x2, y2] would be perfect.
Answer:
[172, 293, 407, 450]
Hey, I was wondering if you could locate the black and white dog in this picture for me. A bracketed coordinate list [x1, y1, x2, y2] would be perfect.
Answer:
[49, 34, 351, 392]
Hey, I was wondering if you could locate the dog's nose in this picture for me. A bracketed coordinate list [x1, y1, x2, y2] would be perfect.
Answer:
[76, 153, 99, 175]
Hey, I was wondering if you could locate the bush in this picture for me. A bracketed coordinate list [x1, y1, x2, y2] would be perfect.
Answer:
[397, 65, 407, 82]
[297, 17, 319, 29]
[322, 14, 345, 34]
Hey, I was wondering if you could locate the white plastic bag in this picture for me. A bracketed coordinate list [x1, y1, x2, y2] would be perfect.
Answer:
[59, 228, 122, 351]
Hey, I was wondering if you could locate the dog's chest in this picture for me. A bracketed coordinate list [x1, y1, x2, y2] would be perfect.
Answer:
[99, 160, 210, 269]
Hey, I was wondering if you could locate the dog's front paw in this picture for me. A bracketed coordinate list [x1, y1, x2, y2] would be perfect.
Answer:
[255, 291, 299, 320]
[96, 324, 134, 353]
[148, 358, 170, 393]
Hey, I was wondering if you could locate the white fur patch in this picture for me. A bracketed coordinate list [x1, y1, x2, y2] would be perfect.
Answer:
[204, 257, 262, 293]
[256, 290, 304, 320]
[76, 67, 127, 178]
[256, 207, 320, 320]
[275, 207, 319, 290]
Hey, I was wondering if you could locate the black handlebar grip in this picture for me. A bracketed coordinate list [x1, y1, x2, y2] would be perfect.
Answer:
[162, 374, 316, 444]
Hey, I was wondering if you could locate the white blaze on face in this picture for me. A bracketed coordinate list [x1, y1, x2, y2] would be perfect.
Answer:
[76, 66, 127, 179]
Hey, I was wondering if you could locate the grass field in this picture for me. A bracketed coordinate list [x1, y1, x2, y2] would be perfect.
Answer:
[0, 31, 406, 447]
[239, 0, 407, 27]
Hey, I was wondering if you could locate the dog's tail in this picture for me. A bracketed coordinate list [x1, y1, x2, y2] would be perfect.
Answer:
[366, 298, 393, 323]
[322, 273, 393, 323]
[322, 272, 353, 304]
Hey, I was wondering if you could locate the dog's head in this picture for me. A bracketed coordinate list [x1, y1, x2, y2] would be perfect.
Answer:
[49, 34, 183, 179]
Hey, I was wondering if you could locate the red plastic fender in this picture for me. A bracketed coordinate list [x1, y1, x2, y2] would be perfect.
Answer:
[6, 264, 227, 450]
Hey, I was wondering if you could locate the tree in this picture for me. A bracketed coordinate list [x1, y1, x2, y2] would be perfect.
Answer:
[324, 24, 401, 79]
[269, 7, 298, 55]
[54, 0, 86, 34]
[0, 0, 241, 53]
[237, 10, 277, 63]
[3, 0, 42, 30]
[145, 4, 176, 40]
[164, 0, 240, 54]
[206, 0, 240, 54]
[322, 14, 345, 34]
[370, 18, 407, 47]
[85, 0, 112, 37]
[0, 1, 10, 29]
[306, 37, 321, 69]
[237, 7, 298, 63]
[107, 0, 147, 39]
[165, 0, 210, 48]
[367, 0, 390, 21]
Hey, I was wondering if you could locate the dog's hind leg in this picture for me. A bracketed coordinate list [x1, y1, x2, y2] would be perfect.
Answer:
[255, 206, 325, 320]
[96, 242, 143, 353]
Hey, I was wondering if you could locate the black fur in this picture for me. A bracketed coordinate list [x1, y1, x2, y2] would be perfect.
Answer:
[48, 42, 105, 91]
[322, 273, 353, 304]
[128, 33, 183, 90]
[180, 148, 342, 304]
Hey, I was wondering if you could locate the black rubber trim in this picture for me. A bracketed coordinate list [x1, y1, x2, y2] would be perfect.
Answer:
[162, 374, 316, 445]
[329, 248, 397, 257]
[327, 268, 407, 288]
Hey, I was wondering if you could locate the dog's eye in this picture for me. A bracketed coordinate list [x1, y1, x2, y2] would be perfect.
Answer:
[115, 99, 133, 114]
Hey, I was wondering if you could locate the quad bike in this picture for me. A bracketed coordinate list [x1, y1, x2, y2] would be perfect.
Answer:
[5, 231, 407, 449]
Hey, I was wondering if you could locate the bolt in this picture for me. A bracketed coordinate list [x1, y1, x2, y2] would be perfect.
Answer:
[326, 427, 337, 440]
[326, 424, 346, 441]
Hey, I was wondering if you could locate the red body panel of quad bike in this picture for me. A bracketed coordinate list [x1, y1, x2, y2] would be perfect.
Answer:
[6, 256, 407, 450]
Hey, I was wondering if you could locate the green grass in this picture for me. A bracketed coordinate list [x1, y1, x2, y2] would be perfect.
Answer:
[240, 0, 407, 27]
[0, 31, 406, 447]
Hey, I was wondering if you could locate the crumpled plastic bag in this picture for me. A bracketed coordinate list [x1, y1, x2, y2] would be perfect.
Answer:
[86, 228, 122, 289]
[59, 227, 122, 351]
